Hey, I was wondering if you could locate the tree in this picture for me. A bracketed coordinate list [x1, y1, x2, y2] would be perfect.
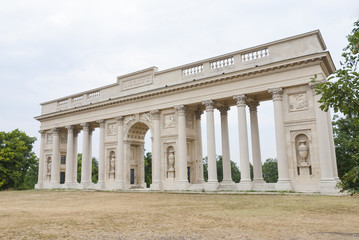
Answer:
[337, 166, 359, 195]
[144, 152, 152, 187]
[203, 155, 241, 183]
[332, 115, 359, 178]
[312, 20, 359, 117]
[262, 158, 278, 183]
[76, 153, 99, 183]
[0, 129, 38, 190]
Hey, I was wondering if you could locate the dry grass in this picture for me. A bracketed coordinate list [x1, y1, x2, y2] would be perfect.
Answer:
[0, 190, 358, 239]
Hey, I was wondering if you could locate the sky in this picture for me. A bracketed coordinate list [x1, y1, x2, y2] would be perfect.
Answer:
[0, 0, 358, 167]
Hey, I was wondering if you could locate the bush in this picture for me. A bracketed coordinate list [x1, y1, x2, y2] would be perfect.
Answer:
[337, 166, 359, 195]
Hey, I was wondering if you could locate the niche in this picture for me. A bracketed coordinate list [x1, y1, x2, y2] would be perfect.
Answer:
[109, 151, 116, 179]
[46, 156, 52, 181]
[295, 134, 312, 176]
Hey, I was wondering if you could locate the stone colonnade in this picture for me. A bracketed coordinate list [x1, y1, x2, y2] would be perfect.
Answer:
[36, 85, 338, 192]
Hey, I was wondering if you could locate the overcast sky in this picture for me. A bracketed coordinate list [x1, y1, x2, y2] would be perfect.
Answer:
[0, 1, 357, 166]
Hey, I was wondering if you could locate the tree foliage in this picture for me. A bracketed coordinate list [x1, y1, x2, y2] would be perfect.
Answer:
[144, 152, 152, 187]
[0, 129, 38, 190]
[262, 158, 278, 183]
[337, 166, 359, 195]
[312, 19, 359, 117]
[203, 155, 241, 183]
[333, 115, 359, 178]
[76, 153, 99, 183]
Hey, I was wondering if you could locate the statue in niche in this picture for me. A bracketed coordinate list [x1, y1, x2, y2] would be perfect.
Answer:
[46, 157, 52, 180]
[167, 148, 175, 178]
[298, 140, 308, 165]
[109, 151, 116, 179]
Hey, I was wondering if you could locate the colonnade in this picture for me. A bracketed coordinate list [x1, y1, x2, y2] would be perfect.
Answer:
[36, 86, 337, 191]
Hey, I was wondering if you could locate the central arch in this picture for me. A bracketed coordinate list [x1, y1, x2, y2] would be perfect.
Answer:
[125, 121, 153, 189]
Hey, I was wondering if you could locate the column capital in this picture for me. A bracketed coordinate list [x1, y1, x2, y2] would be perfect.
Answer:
[218, 106, 230, 116]
[115, 116, 124, 125]
[268, 88, 283, 101]
[65, 125, 74, 134]
[202, 100, 215, 111]
[195, 109, 203, 120]
[247, 99, 260, 112]
[51, 128, 60, 135]
[73, 129, 79, 137]
[80, 123, 90, 131]
[150, 110, 161, 120]
[175, 105, 187, 116]
[97, 120, 106, 128]
[233, 94, 247, 107]
[39, 130, 46, 137]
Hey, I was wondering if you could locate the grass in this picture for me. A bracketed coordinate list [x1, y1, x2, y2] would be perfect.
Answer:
[0, 190, 358, 239]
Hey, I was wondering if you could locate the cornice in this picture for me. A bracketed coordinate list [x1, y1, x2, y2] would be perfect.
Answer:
[35, 52, 332, 121]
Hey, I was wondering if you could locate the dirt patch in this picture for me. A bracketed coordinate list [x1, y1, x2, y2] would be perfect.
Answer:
[0, 191, 358, 239]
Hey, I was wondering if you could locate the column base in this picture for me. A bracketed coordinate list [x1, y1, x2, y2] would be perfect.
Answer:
[219, 180, 236, 190]
[150, 181, 162, 191]
[237, 180, 253, 191]
[252, 178, 265, 184]
[196, 179, 205, 184]
[320, 179, 340, 195]
[34, 182, 43, 189]
[49, 181, 60, 189]
[275, 179, 292, 191]
[96, 181, 106, 190]
[80, 181, 93, 189]
[204, 181, 219, 191]
[177, 180, 190, 190]
[114, 182, 125, 190]
[64, 182, 79, 189]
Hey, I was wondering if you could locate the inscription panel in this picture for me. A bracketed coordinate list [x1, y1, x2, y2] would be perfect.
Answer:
[122, 76, 152, 91]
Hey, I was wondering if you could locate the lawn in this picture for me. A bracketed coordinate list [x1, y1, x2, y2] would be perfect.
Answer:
[0, 190, 358, 239]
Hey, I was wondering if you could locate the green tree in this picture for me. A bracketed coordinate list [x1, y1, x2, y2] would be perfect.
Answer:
[144, 152, 152, 187]
[76, 153, 99, 183]
[262, 158, 278, 183]
[333, 115, 359, 178]
[337, 166, 359, 195]
[203, 155, 241, 183]
[312, 20, 359, 117]
[0, 129, 38, 190]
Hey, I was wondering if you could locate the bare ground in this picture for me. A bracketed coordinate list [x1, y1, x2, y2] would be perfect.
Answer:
[0, 190, 358, 239]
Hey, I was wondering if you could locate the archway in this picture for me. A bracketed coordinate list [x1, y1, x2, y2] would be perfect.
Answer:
[125, 121, 152, 188]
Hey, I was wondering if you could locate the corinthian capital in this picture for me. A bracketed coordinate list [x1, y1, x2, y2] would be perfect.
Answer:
[233, 94, 247, 107]
[202, 100, 215, 111]
[115, 116, 124, 125]
[175, 105, 187, 116]
[268, 88, 283, 101]
[150, 110, 161, 120]
[217, 106, 230, 116]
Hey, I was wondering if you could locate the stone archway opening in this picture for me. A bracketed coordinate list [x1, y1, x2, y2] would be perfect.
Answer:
[126, 122, 152, 188]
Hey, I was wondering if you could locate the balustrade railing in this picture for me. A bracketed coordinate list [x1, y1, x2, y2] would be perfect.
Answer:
[88, 91, 100, 99]
[241, 48, 269, 62]
[210, 57, 234, 69]
[182, 65, 204, 76]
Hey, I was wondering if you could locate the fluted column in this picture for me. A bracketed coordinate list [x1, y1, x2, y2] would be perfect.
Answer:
[35, 130, 45, 189]
[175, 105, 189, 190]
[73, 130, 78, 183]
[150, 110, 162, 190]
[97, 120, 106, 188]
[218, 106, 234, 185]
[268, 88, 291, 190]
[248, 100, 265, 183]
[80, 123, 91, 187]
[195, 109, 205, 183]
[50, 128, 60, 186]
[233, 95, 251, 188]
[116, 116, 125, 189]
[309, 83, 337, 192]
[65, 126, 74, 186]
[202, 100, 219, 191]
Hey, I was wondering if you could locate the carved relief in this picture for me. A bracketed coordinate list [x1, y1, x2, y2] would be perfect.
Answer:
[47, 133, 53, 144]
[289, 92, 308, 112]
[164, 114, 176, 128]
[124, 115, 135, 126]
[108, 123, 117, 135]
[140, 112, 153, 123]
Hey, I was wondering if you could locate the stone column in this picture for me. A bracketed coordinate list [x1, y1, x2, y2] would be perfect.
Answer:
[195, 109, 205, 184]
[150, 110, 162, 190]
[88, 128, 93, 184]
[35, 130, 45, 189]
[218, 106, 234, 185]
[175, 105, 189, 190]
[97, 120, 106, 188]
[248, 100, 265, 184]
[80, 123, 91, 187]
[309, 83, 337, 192]
[233, 95, 252, 189]
[50, 128, 60, 186]
[73, 130, 78, 183]
[115, 116, 125, 189]
[65, 126, 74, 186]
[268, 88, 291, 190]
[202, 100, 219, 191]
